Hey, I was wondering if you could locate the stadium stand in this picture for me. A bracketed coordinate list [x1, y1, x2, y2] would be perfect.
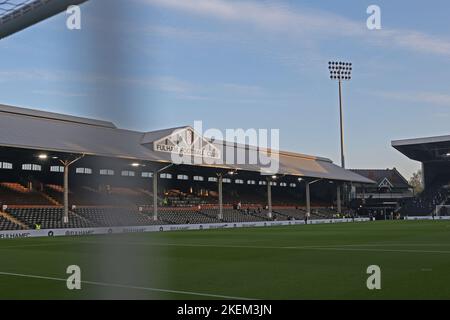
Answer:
[199, 207, 266, 223]
[43, 184, 155, 206]
[0, 104, 376, 230]
[74, 207, 159, 227]
[399, 187, 449, 216]
[0, 182, 53, 205]
[0, 215, 23, 230]
[154, 207, 220, 224]
[5, 207, 95, 229]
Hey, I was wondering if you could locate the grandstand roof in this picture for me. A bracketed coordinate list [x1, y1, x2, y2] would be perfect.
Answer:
[392, 135, 450, 162]
[0, 104, 374, 184]
[0, 104, 116, 128]
[351, 168, 410, 189]
[0, 0, 89, 40]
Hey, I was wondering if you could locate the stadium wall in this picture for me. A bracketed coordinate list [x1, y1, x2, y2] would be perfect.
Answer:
[404, 216, 450, 221]
[0, 218, 370, 239]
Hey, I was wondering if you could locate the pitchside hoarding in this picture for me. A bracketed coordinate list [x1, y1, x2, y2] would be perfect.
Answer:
[0, 218, 370, 239]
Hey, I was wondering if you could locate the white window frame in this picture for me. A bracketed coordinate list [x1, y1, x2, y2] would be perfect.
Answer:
[22, 164, 41, 171]
[0, 162, 12, 169]
[100, 169, 115, 176]
[50, 166, 64, 173]
[76, 167, 92, 175]
[141, 172, 153, 178]
[121, 170, 135, 177]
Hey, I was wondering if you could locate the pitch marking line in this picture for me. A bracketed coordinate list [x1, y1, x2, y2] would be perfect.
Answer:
[0, 271, 256, 300]
[3, 240, 450, 254]
[78, 240, 450, 254]
[0, 242, 73, 250]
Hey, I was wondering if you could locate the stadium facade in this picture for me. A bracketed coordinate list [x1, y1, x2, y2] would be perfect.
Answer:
[0, 104, 374, 232]
[392, 135, 450, 190]
[392, 135, 450, 217]
[349, 168, 413, 218]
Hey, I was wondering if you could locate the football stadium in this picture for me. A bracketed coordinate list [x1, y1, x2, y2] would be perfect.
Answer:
[1, 0, 450, 304]
[0, 103, 449, 300]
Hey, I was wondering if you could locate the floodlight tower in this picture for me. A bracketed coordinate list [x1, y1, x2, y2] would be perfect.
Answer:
[328, 61, 352, 169]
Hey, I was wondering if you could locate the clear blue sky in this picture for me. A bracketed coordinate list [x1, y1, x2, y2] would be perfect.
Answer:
[1, 0, 450, 179]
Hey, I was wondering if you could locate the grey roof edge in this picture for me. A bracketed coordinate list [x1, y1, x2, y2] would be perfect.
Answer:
[0, 105, 373, 184]
[141, 126, 190, 144]
[141, 125, 333, 163]
[392, 134, 450, 147]
[0, 103, 117, 129]
[350, 168, 408, 186]
[392, 167, 412, 187]
[0, 105, 330, 163]
[216, 140, 333, 163]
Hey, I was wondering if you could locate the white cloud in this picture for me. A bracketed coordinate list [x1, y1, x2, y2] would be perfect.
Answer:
[142, 0, 364, 37]
[1, 67, 271, 102]
[32, 89, 87, 97]
[220, 83, 264, 96]
[376, 91, 450, 107]
[145, 25, 220, 42]
[141, 0, 450, 57]
[124, 76, 196, 94]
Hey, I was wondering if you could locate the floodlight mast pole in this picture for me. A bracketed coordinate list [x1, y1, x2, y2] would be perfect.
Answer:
[338, 78, 345, 213]
[328, 61, 352, 168]
[338, 78, 345, 169]
[329, 61, 352, 211]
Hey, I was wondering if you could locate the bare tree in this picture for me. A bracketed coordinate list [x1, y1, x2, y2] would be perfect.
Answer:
[409, 169, 423, 195]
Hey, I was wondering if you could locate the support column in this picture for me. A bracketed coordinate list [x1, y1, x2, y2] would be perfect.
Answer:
[63, 164, 69, 224]
[337, 184, 342, 214]
[153, 171, 158, 221]
[306, 182, 311, 215]
[218, 175, 223, 220]
[267, 181, 272, 219]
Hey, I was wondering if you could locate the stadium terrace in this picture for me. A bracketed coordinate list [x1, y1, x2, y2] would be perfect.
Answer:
[0, 104, 374, 233]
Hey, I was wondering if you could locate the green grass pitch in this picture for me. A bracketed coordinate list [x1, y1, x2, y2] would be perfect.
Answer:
[1, 220, 450, 299]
